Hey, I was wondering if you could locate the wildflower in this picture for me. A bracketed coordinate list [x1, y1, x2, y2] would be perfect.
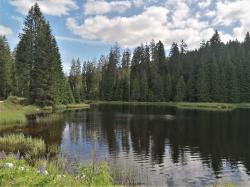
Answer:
[5, 163, 14, 168]
[39, 165, 49, 175]
[16, 150, 21, 160]
[0, 151, 6, 160]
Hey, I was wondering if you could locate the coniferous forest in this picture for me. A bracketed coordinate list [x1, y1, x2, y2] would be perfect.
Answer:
[1, 3, 250, 105]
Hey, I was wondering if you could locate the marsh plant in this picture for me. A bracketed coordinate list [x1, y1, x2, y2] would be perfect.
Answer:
[0, 134, 46, 159]
[34, 113, 64, 124]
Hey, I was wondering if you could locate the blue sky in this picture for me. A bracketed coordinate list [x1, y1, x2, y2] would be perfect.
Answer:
[1, 0, 250, 73]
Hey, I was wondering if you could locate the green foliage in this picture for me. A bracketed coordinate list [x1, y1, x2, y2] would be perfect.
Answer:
[174, 76, 186, 101]
[79, 161, 112, 186]
[14, 3, 72, 106]
[2, 4, 250, 105]
[0, 36, 13, 99]
[0, 156, 114, 187]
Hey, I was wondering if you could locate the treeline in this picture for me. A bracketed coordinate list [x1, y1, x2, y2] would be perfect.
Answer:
[1, 4, 250, 105]
[0, 4, 74, 106]
[69, 31, 250, 103]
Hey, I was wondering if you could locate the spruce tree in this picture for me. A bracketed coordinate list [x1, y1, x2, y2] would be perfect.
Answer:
[0, 36, 12, 99]
[174, 76, 186, 101]
[15, 3, 71, 106]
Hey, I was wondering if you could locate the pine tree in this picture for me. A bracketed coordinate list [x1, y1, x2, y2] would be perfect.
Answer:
[174, 76, 186, 101]
[164, 73, 172, 101]
[15, 3, 71, 106]
[0, 36, 12, 99]
[196, 60, 210, 102]
[69, 58, 82, 103]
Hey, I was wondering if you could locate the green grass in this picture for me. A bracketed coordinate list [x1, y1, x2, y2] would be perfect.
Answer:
[0, 96, 90, 126]
[35, 113, 64, 124]
[0, 134, 46, 159]
[92, 100, 250, 111]
[0, 97, 38, 125]
[0, 155, 115, 187]
[66, 103, 90, 109]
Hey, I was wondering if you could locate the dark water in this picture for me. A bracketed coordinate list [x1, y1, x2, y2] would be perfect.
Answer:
[5, 104, 250, 186]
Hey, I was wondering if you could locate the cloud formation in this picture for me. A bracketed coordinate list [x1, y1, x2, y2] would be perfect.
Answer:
[0, 25, 13, 36]
[10, 0, 78, 16]
[214, 0, 250, 41]
[84, 0, 132, 15]
[67, 0, 217, 49]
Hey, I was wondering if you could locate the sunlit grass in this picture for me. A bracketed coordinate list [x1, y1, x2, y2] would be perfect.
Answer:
[0, 134, 46, 158]
[92, 101, 250, 111]
[0, 96, 90, 126]
[35, 113, 64, 124]
[0, 96, 38, 125]
[66, 103, 90, 109]
[0, 155, 115, 187]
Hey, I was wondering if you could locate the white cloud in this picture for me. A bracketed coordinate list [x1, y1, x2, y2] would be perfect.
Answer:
[214, 0, 250, 40]
[0, 25, 13, 36]
[67, 5, 216, 49]
[198, 0, 211, 9]
[10, 0, 78, 16]
[66, 0, 250, 49]
[84, 0, 132, 15]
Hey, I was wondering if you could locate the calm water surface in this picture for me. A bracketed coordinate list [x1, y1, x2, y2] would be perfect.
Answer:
[5, 104, 250, 186]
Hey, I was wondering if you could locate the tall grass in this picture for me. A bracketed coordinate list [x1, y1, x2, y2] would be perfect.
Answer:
[0, 97, 38, 125]
[0, 97, 90, 125]
[0, 155, 114, 187]
[34, 113, 64, 124]
[0, 134, 46, 158]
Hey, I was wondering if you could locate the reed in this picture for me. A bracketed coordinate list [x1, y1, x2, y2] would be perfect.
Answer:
[0, 134, 46, 158]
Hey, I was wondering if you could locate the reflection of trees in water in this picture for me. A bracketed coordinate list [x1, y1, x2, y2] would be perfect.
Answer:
[19, 114, 67, 152]
[95, 105, 250, 175]
[23, 105, 250, 176]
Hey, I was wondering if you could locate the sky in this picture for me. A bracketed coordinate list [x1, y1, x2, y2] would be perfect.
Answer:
[0, 0, 250, 73]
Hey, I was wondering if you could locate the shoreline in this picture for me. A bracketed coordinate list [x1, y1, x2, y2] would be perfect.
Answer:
[89, 101, 250, 111]
[0, 98, 90, 126]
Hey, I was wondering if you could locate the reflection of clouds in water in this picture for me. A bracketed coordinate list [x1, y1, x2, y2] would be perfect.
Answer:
[112, 149, 250, 186]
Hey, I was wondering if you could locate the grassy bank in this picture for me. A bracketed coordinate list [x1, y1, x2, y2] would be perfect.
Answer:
[92, 101, 250, 111]
[0, 97, 90, 126]
[0, 155, 114, 187]
[0, 97, 38, 125]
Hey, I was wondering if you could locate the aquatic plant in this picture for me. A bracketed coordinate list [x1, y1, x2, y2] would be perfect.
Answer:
[0, 134, 46, 159]
[34, 113, 64, 124]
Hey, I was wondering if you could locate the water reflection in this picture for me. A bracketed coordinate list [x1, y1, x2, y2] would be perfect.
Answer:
[7, 104, 250, 185]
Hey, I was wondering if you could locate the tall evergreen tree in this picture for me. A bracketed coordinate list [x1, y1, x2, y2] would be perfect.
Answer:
[0, 36, 12, 99]
[15, 3, 71, 106]
[174, 76, 186, 101]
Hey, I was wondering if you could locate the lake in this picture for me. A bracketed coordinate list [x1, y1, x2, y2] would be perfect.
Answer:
[4, 104, 250, 186]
